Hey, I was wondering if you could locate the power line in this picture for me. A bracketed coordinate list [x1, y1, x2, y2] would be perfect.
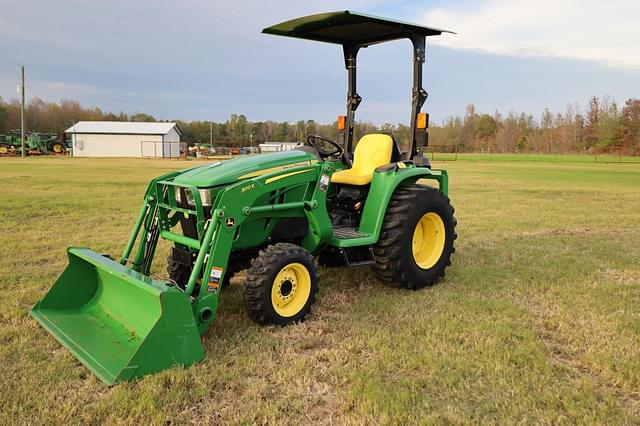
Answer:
[26, 85, 43, 100]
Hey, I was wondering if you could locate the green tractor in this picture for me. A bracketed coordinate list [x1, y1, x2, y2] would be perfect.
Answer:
[0, 130, 65, 155]
[0, 131, 22, 155]
[43, 132, 67, 155]
[25, 132, 66, 155]
[0, 134, 7, 155]
[32, 11, 457, 384]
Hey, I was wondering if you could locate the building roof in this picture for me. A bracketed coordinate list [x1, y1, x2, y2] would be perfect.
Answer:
[262, 10, 453, 47]
[260, 142, 300, 146]
[65, 121, 182, 136]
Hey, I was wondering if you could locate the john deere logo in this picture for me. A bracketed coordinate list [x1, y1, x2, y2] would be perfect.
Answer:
[225, 217, 235, 227]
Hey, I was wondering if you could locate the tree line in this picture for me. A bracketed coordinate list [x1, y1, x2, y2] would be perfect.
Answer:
[1, 96, 638, 154]
[430, 97, 640, 154]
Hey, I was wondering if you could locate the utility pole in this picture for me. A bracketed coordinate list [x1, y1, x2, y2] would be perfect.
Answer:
[70, 120, 76, 158]
[209, 121, 213, 145]
[20, 65, 25, 158]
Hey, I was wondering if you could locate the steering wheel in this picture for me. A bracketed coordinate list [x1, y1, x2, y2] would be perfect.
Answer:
[306, 134, 344, 158]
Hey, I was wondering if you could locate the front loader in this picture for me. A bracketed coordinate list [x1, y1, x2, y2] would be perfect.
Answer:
[32, 11, 457, 383]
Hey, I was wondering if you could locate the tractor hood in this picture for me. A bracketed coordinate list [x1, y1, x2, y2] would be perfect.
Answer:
[173, 150, 319, 188]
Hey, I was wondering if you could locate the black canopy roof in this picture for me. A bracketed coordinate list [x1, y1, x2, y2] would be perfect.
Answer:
[262, 10, 453, 47]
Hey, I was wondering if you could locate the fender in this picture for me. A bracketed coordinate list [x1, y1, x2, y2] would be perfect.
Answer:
[329, 164, 448, 248]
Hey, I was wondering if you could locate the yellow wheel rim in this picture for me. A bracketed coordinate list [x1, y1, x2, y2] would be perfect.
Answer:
[53, 143, 63, 153]
[271, 262, 311, 318]
[412, 212, 446, 269]
[0, 146, 7, 154]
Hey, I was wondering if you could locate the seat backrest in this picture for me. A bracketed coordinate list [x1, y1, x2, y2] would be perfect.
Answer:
[352, 134, 393, 174]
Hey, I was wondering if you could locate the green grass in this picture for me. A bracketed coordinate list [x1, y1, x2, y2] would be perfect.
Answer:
[438, 152, 640, 164]
[1, 155, 639, 424]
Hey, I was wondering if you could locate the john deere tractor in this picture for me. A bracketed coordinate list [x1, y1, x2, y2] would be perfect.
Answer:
[32, 11, 457, 383]
[0, 130, 65, 155]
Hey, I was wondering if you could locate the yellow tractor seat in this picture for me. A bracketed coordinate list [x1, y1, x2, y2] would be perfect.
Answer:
[331, 134, 393, 186]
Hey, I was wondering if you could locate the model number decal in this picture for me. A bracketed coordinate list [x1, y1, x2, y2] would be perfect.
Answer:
[241, 183, 255, 192]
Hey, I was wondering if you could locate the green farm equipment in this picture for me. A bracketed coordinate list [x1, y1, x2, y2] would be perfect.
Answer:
[0, 135, 8, 155]
[0, 130, 65, 155]
[32, 11, 457, 384]
[0, 131, 21, 155]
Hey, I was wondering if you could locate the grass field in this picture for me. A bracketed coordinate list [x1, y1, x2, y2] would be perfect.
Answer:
[1, 155, 639, 424]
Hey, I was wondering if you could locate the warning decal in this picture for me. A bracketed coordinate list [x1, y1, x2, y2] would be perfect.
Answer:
[209, 267, 223, 283]
[207, 267, 224, 293]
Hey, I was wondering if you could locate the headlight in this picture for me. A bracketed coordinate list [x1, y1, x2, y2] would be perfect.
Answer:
[185, 189, 195, 206]
[198, 189, 212, 206]
[177, 188, 212, 207]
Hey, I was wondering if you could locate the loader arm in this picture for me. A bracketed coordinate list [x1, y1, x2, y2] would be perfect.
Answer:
[186, 160, 335, 332]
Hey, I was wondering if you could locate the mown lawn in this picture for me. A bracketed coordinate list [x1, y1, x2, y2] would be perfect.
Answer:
[0, 155, 639, 424]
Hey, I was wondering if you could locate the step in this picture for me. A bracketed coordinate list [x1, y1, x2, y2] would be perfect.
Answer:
[332, 225, 366, 240]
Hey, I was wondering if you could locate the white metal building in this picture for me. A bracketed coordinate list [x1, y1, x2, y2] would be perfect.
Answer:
[65, 121, 182, 158]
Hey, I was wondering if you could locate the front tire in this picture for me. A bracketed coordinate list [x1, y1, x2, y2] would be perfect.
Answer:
[167, 251, 235, 290]
[244, 243, 318, 325]
[167, 253, 191, 290]
[373, 185, 456, 289]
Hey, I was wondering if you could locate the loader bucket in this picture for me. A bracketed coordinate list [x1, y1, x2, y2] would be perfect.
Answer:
[31, 248, 204, 384]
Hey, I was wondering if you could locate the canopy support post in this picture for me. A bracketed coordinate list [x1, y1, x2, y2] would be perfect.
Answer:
[340, 45, 362, 167]
[408, 35, 428, 163]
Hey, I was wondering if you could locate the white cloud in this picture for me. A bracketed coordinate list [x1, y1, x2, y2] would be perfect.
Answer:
[0, 77, 107, 102]
[423, 0, 640, 69]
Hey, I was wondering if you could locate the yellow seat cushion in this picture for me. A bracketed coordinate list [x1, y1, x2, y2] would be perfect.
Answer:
[331, 134, 393, 186]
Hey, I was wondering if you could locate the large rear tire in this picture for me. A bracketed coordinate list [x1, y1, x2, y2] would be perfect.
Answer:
[373, 184, 456, 289]
[244, 243, 318, 325]
[51, 142, 65, 154]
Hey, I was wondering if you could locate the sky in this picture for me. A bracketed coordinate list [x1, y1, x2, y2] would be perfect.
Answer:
[0, 0, 639, 125]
